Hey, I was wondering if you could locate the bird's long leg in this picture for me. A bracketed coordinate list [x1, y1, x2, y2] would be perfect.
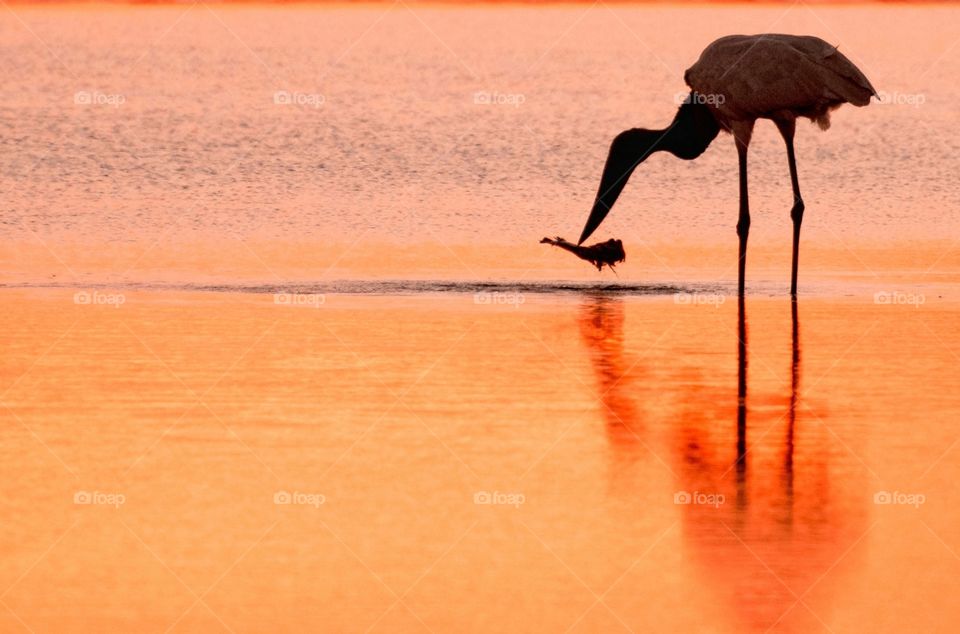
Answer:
[733, 123, 753, 297]
[776, 119, 805, 296]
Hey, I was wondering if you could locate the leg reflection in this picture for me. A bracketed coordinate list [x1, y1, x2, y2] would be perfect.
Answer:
[736, 296, 748, 510]
[783, 297, 801, 519]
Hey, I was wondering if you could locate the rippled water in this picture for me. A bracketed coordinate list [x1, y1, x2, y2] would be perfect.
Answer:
[2, 4, 960, 633]
[2, 4, 959, 285]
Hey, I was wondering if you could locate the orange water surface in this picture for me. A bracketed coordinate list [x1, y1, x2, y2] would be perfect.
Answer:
[2, 289, 960, 632]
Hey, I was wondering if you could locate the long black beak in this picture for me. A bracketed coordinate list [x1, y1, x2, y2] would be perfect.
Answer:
[578, 128, 657, 245]
[578, 200, 613, 246]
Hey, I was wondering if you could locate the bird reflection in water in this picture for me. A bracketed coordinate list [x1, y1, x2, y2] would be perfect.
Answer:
[682, 298, 866, 630]
[578, 293, 863, 631]
[734, 296, 800, 522]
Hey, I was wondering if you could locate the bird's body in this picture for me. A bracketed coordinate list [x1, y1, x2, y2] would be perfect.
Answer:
[576, 34, 876, 295]
[684, 34, 876, 130]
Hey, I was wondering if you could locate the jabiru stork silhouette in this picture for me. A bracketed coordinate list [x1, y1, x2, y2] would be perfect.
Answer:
[577, 34, 877, 295]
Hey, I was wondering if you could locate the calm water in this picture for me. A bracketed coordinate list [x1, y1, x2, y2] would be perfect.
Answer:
[3, 289, 960, 632]
[2, 4, 960, 633]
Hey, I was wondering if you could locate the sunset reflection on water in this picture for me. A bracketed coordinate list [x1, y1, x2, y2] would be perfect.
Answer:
[6, 289, 954, 631]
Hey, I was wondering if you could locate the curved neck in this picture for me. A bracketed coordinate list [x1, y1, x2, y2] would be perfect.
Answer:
[663, 100, 721, 159]
[577, 99, 720, 244]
